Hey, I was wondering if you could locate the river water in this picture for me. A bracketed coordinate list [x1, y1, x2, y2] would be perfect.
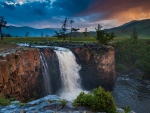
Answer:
[112, 70, 150, 113]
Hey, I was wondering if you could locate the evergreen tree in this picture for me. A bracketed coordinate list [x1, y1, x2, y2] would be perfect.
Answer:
[69, 19, 80, 42]
[25, 32, 29, 37]
[131, 28, 138, 39]
[41, 31, 43, 37]
[0, 16, 8, 41]
[55, 17, 69, 42]
[82, 28, 89, 38]
[95, 24, 115, 45]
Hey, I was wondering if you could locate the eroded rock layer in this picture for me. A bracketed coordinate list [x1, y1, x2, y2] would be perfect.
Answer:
[72, 46, 116, 90]
[0, 48, 40, 101]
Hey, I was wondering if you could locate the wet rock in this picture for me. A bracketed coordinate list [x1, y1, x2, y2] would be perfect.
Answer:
[0, 95, 61, 113]
[130, 111, 136, 113]
[11, 100, 21, 104]
[116, 108, 125, 113]
[0, 95, 135, 113]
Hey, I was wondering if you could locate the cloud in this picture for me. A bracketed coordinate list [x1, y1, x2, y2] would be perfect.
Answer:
[81, 0, 150, 25]
[0, 0, 150, 30]
[0, 0, 95, 28]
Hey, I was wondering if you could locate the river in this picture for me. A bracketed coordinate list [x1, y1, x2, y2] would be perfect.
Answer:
[113, 69, 150, 113]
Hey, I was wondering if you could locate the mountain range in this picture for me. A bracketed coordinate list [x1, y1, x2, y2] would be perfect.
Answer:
[3, 26, 60, 37]
[2, 19, 150, 38]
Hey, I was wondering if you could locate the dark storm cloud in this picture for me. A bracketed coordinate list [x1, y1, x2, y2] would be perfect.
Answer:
[52, 0, 95, 16]
[0, 0, 96, 27]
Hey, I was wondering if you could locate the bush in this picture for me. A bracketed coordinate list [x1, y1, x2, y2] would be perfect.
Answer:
[61, 99, 66, 108]
[122, 106, 130, 113]
[73, 86, 117, 113]
[0, 95, 11, 106]
[116, 39, 150, 79]
[116, 63, 128, 72]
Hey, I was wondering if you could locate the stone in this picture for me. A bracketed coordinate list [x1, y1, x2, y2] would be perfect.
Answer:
[116, 108, 125, 113]
[130, 111, 136, 113]
[11, 100, 21, 104]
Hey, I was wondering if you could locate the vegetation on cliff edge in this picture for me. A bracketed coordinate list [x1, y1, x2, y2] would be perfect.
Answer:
[116, 38, 150, 79]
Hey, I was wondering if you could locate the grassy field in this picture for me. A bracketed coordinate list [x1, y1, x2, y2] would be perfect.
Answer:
[2, 37, 126, 43]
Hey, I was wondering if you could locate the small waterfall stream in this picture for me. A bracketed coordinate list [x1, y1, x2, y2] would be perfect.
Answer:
[40, 52, 51, 95]
[55, 47, 83, 101]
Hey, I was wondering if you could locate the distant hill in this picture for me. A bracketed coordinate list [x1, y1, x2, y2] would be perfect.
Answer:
[2, 26, 60, 37]
[2, 19, 150, 38]
[66, 19, 150, 38]
[106, 19, 150, 38]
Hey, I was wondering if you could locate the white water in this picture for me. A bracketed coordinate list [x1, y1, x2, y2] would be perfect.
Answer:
[55, 47, 83, 101]
[40, 52, 51, 95]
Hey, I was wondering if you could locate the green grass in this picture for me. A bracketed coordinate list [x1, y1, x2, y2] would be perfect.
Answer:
[2, 36, 127, 43]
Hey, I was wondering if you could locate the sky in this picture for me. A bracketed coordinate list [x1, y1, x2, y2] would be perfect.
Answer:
[0, 0, 150, 31]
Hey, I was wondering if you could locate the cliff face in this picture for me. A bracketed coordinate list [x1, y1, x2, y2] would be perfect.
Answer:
[40, 48, 61, 95]
[0, 46, 116, 101]
[72, 46, 116, 90]
[0, 48, 40, 101]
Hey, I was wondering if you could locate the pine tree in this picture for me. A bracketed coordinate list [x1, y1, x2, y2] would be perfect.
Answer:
[0, 16, 8, 41]
[131, 28, 138, 40]
[95, 24, 115, 45]
[55, 17, 69, 42]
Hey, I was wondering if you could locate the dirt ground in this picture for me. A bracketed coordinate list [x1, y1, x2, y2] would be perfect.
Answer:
[0, 42, 18, 52]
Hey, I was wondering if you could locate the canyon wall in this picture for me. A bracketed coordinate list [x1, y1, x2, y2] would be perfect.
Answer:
[72, 46, 116, 90]
[0, 48, 40, 101]
[40, 48, 61, 95]
[0, 46, 115, 101]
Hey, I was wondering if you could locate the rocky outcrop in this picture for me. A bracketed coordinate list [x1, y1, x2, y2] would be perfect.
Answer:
[0, 47, 40, 101]
[0, 94, 135, 113]
[72, 46, 116, 90]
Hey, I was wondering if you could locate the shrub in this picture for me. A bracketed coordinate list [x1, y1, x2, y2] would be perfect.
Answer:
[0, 95, 11, 106]
[116, 39, 150, 79]
[116, 63, 128, 72]
[73, 86, 117, 113]
[122, 106, 130, 113]
[61, 99, 66, 108]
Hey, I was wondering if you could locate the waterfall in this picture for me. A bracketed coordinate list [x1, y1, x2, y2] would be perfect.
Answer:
[55, 47, 83, 101]
[40, 52, 51, 95]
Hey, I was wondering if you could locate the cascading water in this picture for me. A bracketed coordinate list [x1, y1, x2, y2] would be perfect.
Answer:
[55, 47, 83, 101]
[40, 52, 51, 95]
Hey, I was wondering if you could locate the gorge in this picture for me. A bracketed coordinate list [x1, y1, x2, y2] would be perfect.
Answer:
[0, 45, 116, 100]
[0, 45, 149, 113]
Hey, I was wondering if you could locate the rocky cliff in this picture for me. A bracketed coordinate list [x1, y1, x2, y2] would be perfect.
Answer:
[72, 46, 116, 90]
[40, 48, 61, 95]
[0, 45, 116, 101]
[0, 47, 40, 101]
